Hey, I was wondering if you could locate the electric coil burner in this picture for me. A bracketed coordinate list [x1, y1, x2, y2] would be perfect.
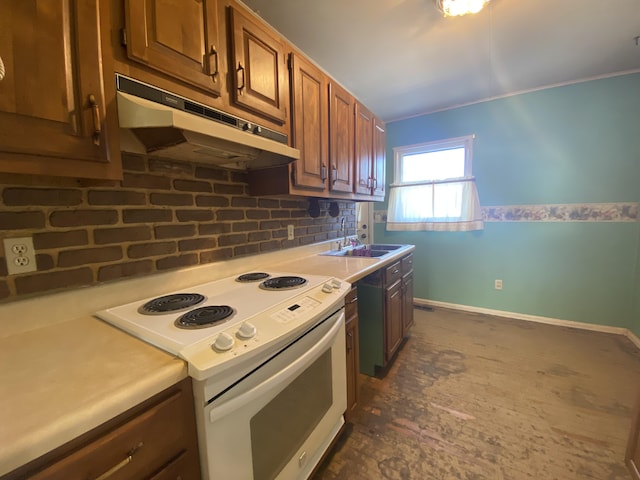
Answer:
[236, 272, 270, 282]
[175, 305, 234, 329]
[259, 276, 307, 290]
[139, 293, 206, 314]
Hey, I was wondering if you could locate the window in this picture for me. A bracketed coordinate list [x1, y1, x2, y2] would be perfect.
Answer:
[387, 135, 483, 231]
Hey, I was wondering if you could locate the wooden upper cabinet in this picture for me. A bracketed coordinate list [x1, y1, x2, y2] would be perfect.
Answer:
[289, 53, 328, 191]
[0, 0, 121, 180]
[228, 6, 286, 124]
[124, 0, 222, 97]
[373, 116, 386, 199]
[354, 102, 374, 196]
[354, 102, 386, 199]
[329, 82, 354, 194]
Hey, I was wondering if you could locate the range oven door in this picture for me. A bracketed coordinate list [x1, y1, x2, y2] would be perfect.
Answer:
[200, 310, 347, 480]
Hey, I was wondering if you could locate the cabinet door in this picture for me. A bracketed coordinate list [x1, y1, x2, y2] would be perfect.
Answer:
[125, 0, 221, 96]
[290, 53, 328, 191]
[229, 6, 286, 123]
[328, 82, 354, 193]
[372, 116, 386, 198]
[345, 316, 360, 421]
[384, 280, 403, 362]
[354, 102, 373, 195]
[402, 272, 414, 335]
[345, 287, 360, 422]
[0, 0, 121, 180]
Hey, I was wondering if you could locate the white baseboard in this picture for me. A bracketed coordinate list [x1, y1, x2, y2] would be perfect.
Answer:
[414, 297, 640, 350]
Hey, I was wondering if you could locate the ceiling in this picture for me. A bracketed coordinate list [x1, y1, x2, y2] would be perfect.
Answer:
[240, 0, 640, 122]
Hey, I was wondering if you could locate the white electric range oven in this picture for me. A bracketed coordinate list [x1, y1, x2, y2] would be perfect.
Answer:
[96, 271, 350, 480]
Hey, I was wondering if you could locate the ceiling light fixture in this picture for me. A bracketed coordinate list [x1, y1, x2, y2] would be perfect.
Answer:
[436, 0, 490, 17]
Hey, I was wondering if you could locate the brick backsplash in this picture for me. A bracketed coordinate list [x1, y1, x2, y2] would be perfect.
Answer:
[0, 154, 356, 302]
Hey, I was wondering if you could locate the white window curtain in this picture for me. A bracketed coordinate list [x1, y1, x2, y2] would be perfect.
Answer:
[387, 177, 483, 231]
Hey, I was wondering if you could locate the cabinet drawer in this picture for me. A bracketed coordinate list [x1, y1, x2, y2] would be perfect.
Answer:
[384, 261, 402, 286]
[401, 254, 414, 274]
[30, 388, 196, 480]
[345, 286, 358, 320]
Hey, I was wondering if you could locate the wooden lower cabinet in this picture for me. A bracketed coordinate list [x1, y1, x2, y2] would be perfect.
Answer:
[5, 378, 200, 480]
[344, 286, 360, 422]
[401, 253, 414, 336]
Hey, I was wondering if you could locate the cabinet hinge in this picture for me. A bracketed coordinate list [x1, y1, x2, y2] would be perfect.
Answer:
[120, 28, 127, 46]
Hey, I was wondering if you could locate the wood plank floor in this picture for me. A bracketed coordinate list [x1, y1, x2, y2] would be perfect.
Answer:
[314, 307, 640, 480]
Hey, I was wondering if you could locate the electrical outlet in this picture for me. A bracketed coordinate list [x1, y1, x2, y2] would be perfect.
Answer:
[3, 236, 37, 275]
[494, 279, 503, 290]
[287, 224, 295, 240]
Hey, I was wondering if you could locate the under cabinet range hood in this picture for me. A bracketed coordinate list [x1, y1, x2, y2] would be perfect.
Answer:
[115, 74, 299, 169]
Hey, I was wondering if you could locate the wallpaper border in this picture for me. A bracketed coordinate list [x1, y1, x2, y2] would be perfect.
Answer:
[374, 202, 639, 223]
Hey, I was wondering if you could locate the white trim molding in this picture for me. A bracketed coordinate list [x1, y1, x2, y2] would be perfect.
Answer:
[413, 297, 640, 351]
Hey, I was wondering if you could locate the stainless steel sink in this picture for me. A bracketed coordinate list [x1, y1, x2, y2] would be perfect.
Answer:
[368, 244, 402, 250]
[346, 249, 389, 257]
[318, 244, 407, 258]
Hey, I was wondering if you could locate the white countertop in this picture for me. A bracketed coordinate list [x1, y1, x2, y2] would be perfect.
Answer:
[0, 240, 414, 476]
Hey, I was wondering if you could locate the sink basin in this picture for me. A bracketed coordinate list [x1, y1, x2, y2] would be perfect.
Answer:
[318, 246, 394, 258]
[346, 249, 389, 257]
[368, 244, 402, 250]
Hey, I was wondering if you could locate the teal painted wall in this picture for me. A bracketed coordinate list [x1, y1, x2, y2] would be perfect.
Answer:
[376, 73, 640, 329]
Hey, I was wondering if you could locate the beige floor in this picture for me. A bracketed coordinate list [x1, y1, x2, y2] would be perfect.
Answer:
[314, 307, 640, 480]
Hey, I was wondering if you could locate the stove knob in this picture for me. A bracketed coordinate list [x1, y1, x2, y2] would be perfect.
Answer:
[237, 321, 257, 339]
[331, 278, 342, 289]
[213, 332, 234, 351]
[322, 283, 333, 293]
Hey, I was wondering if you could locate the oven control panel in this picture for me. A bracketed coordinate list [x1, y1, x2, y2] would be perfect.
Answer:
[271, 296, 321, 323]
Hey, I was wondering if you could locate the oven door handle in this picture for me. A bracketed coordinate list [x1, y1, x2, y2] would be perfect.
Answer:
[209, 313, 344, 422]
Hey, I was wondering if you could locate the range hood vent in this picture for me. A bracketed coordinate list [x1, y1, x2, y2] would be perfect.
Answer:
[115, 75, 299, 170]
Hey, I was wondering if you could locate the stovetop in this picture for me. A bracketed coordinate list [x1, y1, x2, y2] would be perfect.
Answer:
[95, 271, 350, 380]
